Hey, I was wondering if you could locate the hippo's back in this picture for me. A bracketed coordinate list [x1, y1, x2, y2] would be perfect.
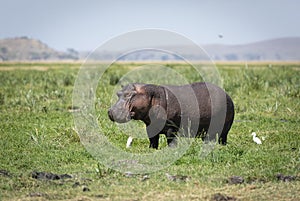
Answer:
[164, 82, 234, 134]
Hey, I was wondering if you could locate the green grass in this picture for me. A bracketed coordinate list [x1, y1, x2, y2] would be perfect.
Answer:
[0, 62, 299, 200]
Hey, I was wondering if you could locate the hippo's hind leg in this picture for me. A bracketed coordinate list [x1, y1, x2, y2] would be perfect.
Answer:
[218, 117, 234, 145]
[218, 130, 228, 145]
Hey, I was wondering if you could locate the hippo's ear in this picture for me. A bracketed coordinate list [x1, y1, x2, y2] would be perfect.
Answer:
[133, 84, 146, 94]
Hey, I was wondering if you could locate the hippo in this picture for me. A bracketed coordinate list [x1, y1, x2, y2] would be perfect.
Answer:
[108, 82, 234, 149]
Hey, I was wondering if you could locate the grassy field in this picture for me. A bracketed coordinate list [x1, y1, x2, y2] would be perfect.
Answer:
[0, 62, 299, 200]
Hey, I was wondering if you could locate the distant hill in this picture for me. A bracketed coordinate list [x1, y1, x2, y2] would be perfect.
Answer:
[204, 37, 300, 61]
[80, 37, 300, 61]
[1, 36, 300, 61]
[0, 37, 78, 61]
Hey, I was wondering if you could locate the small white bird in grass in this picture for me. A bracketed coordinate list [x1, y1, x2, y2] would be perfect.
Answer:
[126, 136, 133, 148]
[251, 132, 262, 144]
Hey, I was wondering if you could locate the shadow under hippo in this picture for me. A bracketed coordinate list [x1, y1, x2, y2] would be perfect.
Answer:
[108, 82, 234, 149]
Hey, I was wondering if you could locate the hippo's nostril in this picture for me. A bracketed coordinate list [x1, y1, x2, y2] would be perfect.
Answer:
[108, 110, 114, 121]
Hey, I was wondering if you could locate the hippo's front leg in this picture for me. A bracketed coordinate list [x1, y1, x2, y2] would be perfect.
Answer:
[149, 135, 159, 149]
[146, 125, 160, 149]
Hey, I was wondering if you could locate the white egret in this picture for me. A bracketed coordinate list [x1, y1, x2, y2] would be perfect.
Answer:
[251, 132, 262, 144]
[126, 136, 133, 148]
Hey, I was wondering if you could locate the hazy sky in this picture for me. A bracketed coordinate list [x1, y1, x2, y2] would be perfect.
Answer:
[1, 0, 300, 51]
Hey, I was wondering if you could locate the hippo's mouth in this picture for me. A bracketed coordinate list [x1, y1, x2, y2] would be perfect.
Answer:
[108, 109, 132, 123]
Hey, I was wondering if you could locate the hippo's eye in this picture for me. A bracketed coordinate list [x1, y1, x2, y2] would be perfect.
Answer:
[123, 92, 131, 98]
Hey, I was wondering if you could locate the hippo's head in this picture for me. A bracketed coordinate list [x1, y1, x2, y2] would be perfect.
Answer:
[108, 84, 153, 123]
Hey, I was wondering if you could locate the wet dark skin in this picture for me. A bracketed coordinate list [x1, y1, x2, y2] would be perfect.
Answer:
[108, 82, 234, 149]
